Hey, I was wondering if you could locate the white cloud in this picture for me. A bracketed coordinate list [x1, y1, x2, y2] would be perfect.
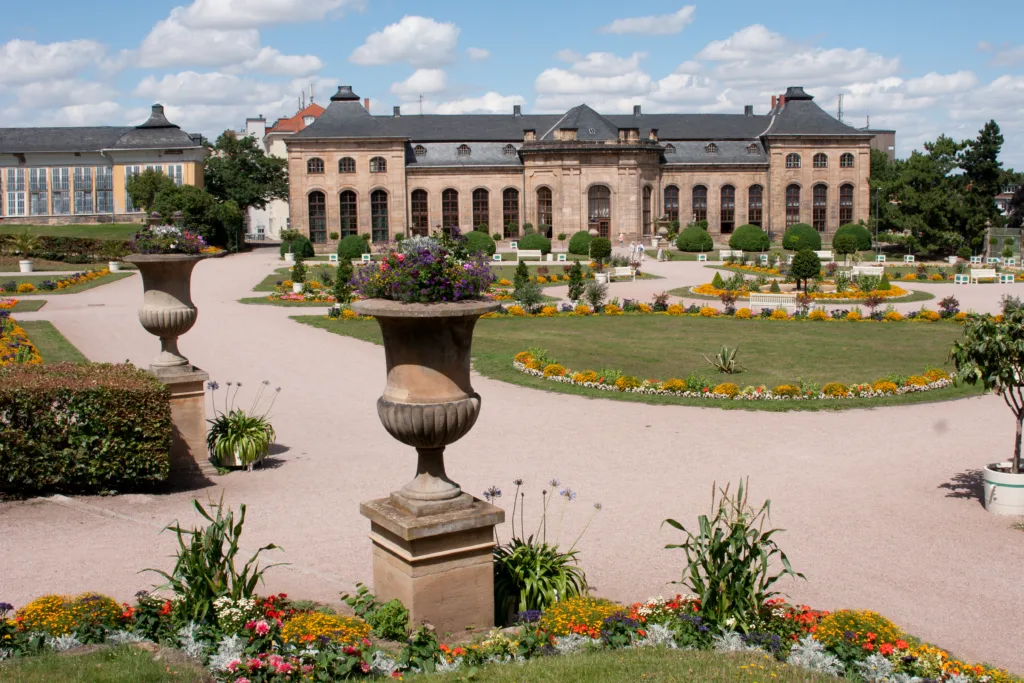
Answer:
[14, 79, 117, 108]
[138, 10, 260, 68]
[426, 92, 526, 115]
[600, 5, 696, 35]
[0, 39, 107, 85]
[391, 69, 448, 96]
[134, 71, 290, 106]
[236, 47, 323, 76]
[696, 25, 787, 61]
[977, 40, 993, 52]
[1, 101, 126, 127]
[178, 0, 361, 29]
[349, 16, 459, 67]
[558, 51, 646, 77]
[904, 71, 977, 95]
[989, 44, 1024, 67]
[466, 47, 490, 61]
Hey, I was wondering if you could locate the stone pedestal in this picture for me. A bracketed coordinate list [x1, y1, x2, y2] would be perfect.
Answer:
[361, 495, 504, 635]
[152, 365, 216, 479]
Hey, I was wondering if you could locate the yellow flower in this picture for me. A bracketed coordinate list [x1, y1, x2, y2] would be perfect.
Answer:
[543, 363, 567, 377]
[16, 283, 35, 293]
[638, 303, 653, 313]
[536, 276, 547, 284]
[514, 351, 534, 364]
[661, 378, 687, 392]
[774, 384, 801, 397]
[498, 278, 513, 286]
[884, 311, 903, 322]
[666, 304, 685, 315]
[822, 382, 850, 397]
[603, 304, 623, 315]
[770, 309, 788, 320]
[572, 370, 598, 383]
[872, 380, 898, 394]
[846, 311, 862, 321]
[281, 612, 370, 646]
[735, 307, 753, 319]
[508, 305, 527, 316]
[699, 306, 717, 317]
[615, 375, 640, 391]
[808, 309, 828, 321]
[573, 304, 592, 316]
[713, 382, 739, 398]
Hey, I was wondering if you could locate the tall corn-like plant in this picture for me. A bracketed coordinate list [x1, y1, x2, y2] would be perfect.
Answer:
[148, 497, 284, 624]
[663, 480, 803, 633]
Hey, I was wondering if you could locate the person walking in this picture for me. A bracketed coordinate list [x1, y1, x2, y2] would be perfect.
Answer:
[618, 232, 624, 248]
[637, 243, 646, 262]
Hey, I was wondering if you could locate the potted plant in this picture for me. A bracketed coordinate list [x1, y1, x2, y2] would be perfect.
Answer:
[291, 256, 307, 294]
[124, 225, 222, 370]
[280, 229, 301, 263]
[950, 307, 1024, 514]
[12, 230, 39, 273]
[351, 228, 498, 507]
[206, 380, 279, 470]
[102, 240, 129, 272]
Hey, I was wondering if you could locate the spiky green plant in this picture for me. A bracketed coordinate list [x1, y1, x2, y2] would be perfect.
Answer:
[704, 345, 741, 374]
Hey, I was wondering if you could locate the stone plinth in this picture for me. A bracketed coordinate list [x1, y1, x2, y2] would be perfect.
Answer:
[152, 365, 216, 479]
[361, 496, 504, 634]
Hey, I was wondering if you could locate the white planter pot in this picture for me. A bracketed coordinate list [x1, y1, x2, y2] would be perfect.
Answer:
[18, 260, 33, 273]
[292, 282, 304, 294]
[284, 252, 296, 263]
[983, 463, 1024, 515]
[109, 261, 122, 273]
[594, 273, 609, 284]
[214, 446, 269, 471]
[947, 256, 958, 265]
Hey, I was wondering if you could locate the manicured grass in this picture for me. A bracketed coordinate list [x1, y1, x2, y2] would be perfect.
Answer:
[0, 257, 136, 273]
[0, 223, 141, 240]
[20, 321, 88, 363]
[7, 299, 46, 312]
[294, 314, 981, 411]
[0, 272, 133, 295]
[490, 265, 661, 288]
[668, 285, 937, 306]
[240, 296, 335, 307]
[0, 645, 209, 682]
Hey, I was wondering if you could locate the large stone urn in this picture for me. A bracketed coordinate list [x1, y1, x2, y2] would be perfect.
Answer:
[124, 253, 204, 370]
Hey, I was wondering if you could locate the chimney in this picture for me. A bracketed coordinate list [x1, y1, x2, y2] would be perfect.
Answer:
[524, 129, 536, 142]
[633, 104, 642, 116]
[744, 105, 754, 116]
[778, 95, 786, 109]
[771, 95, 777, 109]
[364, 98, 370, 112]
[513, 104, 522, 117]
[393, 105, 401, 118]
[649, 128, 658, 142]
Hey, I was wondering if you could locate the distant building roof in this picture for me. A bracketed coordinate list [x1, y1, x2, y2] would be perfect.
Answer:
[662, 140, 768, 166]
[764, 87, 871, 137]
[404, 141, 523, 168]
[267, 103, 326, 135]
[294, 87, 402, 140]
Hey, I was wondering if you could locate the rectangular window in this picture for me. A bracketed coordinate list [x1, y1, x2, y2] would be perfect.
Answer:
[145, 164, 162, 174]
[51, 167, 70, 215]
[96, 167, 114, 214]
[29, 168, 49, 215]
[6, 168, 26, 217]
[167, 164, 184, 186]
[124, 165, 142, 213]
[73, 167, 94, 214]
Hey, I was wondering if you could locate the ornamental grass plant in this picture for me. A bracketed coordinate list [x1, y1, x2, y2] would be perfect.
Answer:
[205, 380, 280, 470]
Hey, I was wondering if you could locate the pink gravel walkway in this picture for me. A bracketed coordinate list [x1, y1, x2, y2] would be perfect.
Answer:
[2, 248, 1022, 673]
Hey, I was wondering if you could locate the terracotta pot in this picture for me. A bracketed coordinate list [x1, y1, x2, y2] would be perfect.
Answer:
[124, 253, 206, 369]
[351, 298, 500, 502]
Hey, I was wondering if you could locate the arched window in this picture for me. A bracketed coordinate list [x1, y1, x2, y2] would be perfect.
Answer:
[642, 186, 652, 236]
[503, 144, 517, 156]
[339, 157, 355, 173]
[307, 157, 324, 174]
[812, 184, 828, 231]
[371, 190, 389, 242]
[720, 185, 735, 234]
[587, 185, 611, 237]
[442, 189, 459, 232]
[370, 156, 387, 173]
[339, 190, 357, 237]
[705, 142, 718, 155]
[786, 153, 801, 169]
[664, 185, 679, 223]
[457, 144, 471, 157]
[308, 191, 326, 243]
[839, 184, 854, 224]
[664, 144, 676, 154]
[472, 189, 489, 229]
[785, 185, 800, 226]
[746, 143, 758, 155]
[411, 189, 428, 236]
[813, 153, 828, 169]
[840, 153, 855, 168]
[502, 188, 520, 238]
[413, 145, 426, 156]
[692, 185, 707, 224]
[537, 187, 552, 231]
[748, 185, 763, 227]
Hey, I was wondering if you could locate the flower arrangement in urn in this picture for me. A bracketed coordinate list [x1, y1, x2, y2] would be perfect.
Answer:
[129, 225, 207, 255]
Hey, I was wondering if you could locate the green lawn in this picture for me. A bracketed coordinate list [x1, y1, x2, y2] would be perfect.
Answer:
[0, 223, 140, 240]
[0, 272, 133, 295]
[21, 321, 88, 363]
[0, 645, 208, 683]
[240, 296, 335, 307]
[491, 265, 661, 288]
[0, 257, 137, 273]
[294, 314, 980, 411]
[669, 285, 937, 306]
[6, 299, 46, 312]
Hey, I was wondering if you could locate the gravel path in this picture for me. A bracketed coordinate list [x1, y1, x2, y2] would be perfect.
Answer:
[2, 248, 1022, 672]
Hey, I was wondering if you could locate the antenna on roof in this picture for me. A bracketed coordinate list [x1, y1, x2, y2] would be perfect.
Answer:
[310, 83, 315, 104]
[837, 94, 843, 122]
[866, 113, 870, 129]
[419, 95, 423, 116]
[301, 90, 306, 110]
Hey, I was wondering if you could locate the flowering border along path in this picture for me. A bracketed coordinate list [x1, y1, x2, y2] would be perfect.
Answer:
[513, 351, 955, 402]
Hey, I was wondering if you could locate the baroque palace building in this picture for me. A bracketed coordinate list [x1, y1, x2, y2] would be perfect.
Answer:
[0, 105, 206, 225]
[286, 85, 873, 246]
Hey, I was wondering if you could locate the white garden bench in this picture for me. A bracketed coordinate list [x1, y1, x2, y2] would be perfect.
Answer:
[509, 241, 518, 250]
[607, 266, 635, 282]
[904, 255, 915, 263]
[492, 253, 503, 262]
[954, 274, 970, 285]
[516, 249, 543, 262]
[814, 250, 834, 261]
[970, 256, 983, 265]
[697, 254, 708, 262]
[759, 254, 769, 265]
[328, 254, 339, 263]
[720, 249, 743, 259]
[361, 253, 372, 263]
[988, 257, 1002, 265]
[557, 253, 567, 262]
[971, 268, 997, 283]
[1007, 257, 1017, 266]
[851, 265, 884, 277]
[1001, 273, 1016, 284]
[749, 292, 797, 312]
[876, 254, 886, 263]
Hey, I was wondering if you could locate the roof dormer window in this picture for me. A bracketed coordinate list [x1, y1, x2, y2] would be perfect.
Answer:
[705, 143, 718, 155]
[663, 144, 676, 154]
[457, 144, 471, 157]
[503, 144, 516, 156]
[747, 143, 758, 155]
[414, 145, 427, 156]
[303, 116, 315, 126]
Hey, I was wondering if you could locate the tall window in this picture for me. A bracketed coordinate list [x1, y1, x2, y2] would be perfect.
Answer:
[785, 184, 801, 226]
[839, 184, 854, 224]
[537, 187, 552, 231]
[370, 157, 387, 173]
[166, 164, 184, 186]
[642, 186, 652, 236]
[720, 185, 735, 233]
[587, 185, 611, 237]
[812, 184, 828, 232]
[371, 190, 389, 242]
[5, 169, 25, 217]
[124, 165, 142, 213]
[502, 188, 520, 238]
[691, 185, 707, 223]
[96, 167, 113, 214]
[840, 153, 855, 168]
[472, 188, 489, 229]
[664, 185, 679, 223]
[307, 157, 324, 174]
[786, 153, 801, 169]
[29, 168, 48, 216]
[308, 191, 326, 243]
[813, 153, 828, 169]
[339, 157, 355, 173]
[442, 189, 459, 232]
[73, 167, 93, 214]
[411, 189, 428, 236]
[339, 190, 357, 237]
[747, 185, 763, 227]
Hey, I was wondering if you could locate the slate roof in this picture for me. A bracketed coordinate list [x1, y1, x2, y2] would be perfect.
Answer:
[293, 87, 403, 139]
[405, 142, 522, 168]
[662, 140, 768, 166]
[764, 87, 871, 137]
[541, 104, 621, 141]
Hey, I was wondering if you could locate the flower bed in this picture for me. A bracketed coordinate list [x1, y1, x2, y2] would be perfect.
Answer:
[0, 297, 17, 310]
[512, 350, 954, 402]
[0, 312, 42, 366]
[0, 268, 113, 294]
[692, 282, 910, 300]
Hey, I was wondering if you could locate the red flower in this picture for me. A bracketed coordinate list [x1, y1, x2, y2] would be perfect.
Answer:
[867, 632, 877, 641]
[895, 640, 908, 650]
[637, 629, 647, 637]
[879, 643, 894, 656]
[159, 601, 172, 616]
[863, 643, 875, 652]
[361, 661, 371, 673]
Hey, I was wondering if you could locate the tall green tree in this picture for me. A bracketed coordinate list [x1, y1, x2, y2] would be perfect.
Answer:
[959, 120, 1004, 243]
[1008, 185, 1024, 230]
[152, 184, 242, 249]
[204, 132, 289, 215]
[126, 169, 177, 214]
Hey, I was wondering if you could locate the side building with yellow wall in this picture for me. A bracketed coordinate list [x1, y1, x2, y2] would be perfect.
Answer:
[0, 105, 207, 225]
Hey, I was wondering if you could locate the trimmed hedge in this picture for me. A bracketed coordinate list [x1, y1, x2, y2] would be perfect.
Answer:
[280, 235, 314, 258]
[0, 363, 172, 495]
[464, 230, 496, 256]
[568, 231, 592, 256]
[337, 234, 370, 260]
[782, 223, 822, 251]
[728, 224, 770, 251]
[518, 233, 552, 255]
[675, 225, 713, 252]
[834, 223, 872, 251]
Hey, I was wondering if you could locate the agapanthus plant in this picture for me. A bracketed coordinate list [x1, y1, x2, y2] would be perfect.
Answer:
[130, 225, 206, 255]
[351, 229, 494, 303]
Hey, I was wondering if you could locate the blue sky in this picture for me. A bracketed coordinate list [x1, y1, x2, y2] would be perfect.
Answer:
[2, 1, 1022, 166]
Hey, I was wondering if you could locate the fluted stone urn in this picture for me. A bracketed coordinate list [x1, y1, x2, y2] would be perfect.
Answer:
[124, 253, 205, 370]
[351, 298, 500, 510]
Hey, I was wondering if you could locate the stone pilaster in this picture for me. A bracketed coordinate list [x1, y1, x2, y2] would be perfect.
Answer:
[152, 366, 216, 480]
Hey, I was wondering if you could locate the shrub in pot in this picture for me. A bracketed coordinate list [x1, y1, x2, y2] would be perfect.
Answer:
[518, 233, 551, 255]
[12, 230, 40, 273]
[728, 224, 770, 252]
[589, 237, 612, 271]
[790, 250, 821, 291]
[492, 232, 503, 242]
[329, 231, 340, 241]
[568, 230, 592, 256]
[338, 234, 370, 260]
[205, 380, 279, 470]
[782, 223, 822, 251]
[833, 234, 859, 265]
[279, 230, 314, 259]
